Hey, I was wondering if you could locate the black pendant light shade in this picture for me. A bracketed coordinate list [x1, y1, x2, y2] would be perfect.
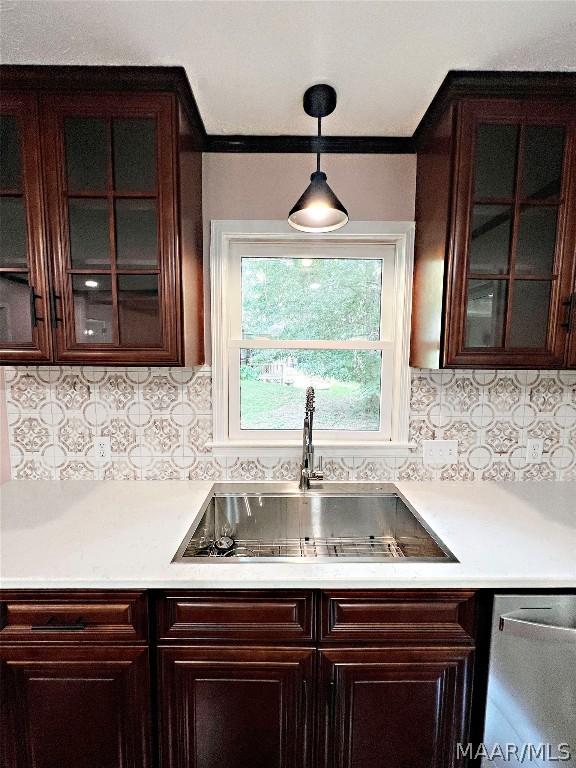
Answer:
[288, 171, 348, 232]
[288, 84, 349, 233]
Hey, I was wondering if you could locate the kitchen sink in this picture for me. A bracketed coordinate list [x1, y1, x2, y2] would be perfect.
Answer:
[173, 483, 456, 563]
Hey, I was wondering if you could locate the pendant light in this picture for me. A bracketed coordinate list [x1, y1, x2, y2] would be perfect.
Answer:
[288, 84, 349, 232]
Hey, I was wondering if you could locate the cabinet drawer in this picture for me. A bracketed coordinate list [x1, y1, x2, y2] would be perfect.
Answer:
[321, 590, 476, 643]
[157, 590, 315, 642]
[0, 591, 148, 642]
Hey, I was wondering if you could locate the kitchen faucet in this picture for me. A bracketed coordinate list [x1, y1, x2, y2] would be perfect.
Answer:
[299, 386, 324, 490]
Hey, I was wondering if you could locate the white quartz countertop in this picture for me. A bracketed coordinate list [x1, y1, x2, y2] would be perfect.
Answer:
[1, 480, 575, 589]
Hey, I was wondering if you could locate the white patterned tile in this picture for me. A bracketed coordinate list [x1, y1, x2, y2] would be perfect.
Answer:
[188, 458, 227, 481]
[227, 458, 267, 481]
[142, 375, 178, 411]
[355, 457, 397, 481]
[5, 365, 576, 482]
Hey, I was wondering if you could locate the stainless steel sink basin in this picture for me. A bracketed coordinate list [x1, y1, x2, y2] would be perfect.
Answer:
[173, 483, 456, 563]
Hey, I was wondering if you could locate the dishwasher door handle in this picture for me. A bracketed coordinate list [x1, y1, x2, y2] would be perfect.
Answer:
[499, 611, 576, 643]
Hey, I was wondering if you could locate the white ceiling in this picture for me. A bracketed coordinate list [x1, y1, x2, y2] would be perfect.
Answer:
[1, 0, 575, 136]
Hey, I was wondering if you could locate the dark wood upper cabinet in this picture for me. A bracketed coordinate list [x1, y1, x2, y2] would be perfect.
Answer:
[0, 92, 52, 361]
[0, 66, 204, 365]
[412, 76, 576, 369]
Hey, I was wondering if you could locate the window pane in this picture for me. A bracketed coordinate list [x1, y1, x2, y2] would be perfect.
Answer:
[113, 119, 156, 192]
[508, 280, 551, 348]
[69, 198, 110, 268]
[516, 206, 558, 276]
[240, 348, 381, 431]
[522, 126, 565, 200]
[115, 199, 158, 268]
[0, 196, 28, 267]
[118, 274, 162, 347]
[0, 115, 21, 190]
[241, 258, 382, 341]
[73, 274, 113, 343]
[474, 124, 518, 199]
[465, 279, 507, 348]
[0, 272, 32, 343]
[65, 118, 108, 192]
[469, 205, 512, 275]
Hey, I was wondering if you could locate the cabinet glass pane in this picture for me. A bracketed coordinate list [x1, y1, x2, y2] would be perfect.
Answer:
[474, 124, 518, 199]
[115, 199, 158, 268]
[465, 279, 507, 348]
[0, 115, 21, 190]
[516, 206, 558, 276]
[65, 118, 108, 192]
[118, 274, 161, 346]
[69, 198, 110, 268]
[469, 205, 512, 275]
[509, 280, 551, 348]
[73, 274, 113, 343]
[113, 119, 156, 192]
[0, 197, 27, 267]
[522, 126, 565, 200]
[0, 272, 32, 343]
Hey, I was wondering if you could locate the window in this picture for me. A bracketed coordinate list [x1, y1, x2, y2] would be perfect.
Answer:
[211, 221, 414, 455]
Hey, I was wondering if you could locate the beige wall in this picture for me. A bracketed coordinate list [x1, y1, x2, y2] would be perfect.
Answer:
[202, 153, 416, 228]
[201, 152, 416, 355]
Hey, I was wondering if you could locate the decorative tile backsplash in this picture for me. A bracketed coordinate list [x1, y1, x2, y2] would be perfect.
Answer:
[3, 366, 576, 481]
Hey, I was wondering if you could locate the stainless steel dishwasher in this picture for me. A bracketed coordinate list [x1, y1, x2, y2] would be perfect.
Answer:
[482, 594, 576, 767]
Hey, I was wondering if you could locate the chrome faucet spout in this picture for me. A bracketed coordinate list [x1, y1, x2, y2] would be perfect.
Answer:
[299, 387, 324, 490]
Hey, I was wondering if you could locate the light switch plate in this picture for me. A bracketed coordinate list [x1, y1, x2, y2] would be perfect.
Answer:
[422, 440, 458, 465]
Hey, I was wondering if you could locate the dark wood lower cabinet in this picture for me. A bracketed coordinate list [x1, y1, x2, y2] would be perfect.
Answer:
[318, 647, 474, 768]
[0, 589, 477, 768]
[0, 645, 151, 768]
[158, 646, 315, 768]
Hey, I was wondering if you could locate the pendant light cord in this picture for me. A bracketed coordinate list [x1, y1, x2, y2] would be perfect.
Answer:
[316, 116, 321, 173]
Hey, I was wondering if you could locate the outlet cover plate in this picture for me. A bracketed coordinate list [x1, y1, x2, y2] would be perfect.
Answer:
[526, 438, 544, 464]
[422, 440, 458, 466]
[94, 436, 111, 463]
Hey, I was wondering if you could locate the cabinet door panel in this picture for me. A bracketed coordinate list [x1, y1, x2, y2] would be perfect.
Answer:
[568, 288, 576, 368]
[159, 646, 314, 768]
[0, 94, 52, 362]
[319, 647, 473, 768]
[40, 92, 180, 364]
[0, 645, 151, 768]
[445, 99, 576, 368]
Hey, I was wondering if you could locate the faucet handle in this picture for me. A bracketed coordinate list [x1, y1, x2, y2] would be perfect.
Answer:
[311, 455, 324, 480]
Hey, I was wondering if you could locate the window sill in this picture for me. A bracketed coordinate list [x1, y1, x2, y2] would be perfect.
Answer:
[208, 440, 416, 458]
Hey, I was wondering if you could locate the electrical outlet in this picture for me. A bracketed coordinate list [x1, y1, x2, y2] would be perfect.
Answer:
[94, 436, 111, 463]
[422, 439, 458, 465]
[526, 438, 543, 464]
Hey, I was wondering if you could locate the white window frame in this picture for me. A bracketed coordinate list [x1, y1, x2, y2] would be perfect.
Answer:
[210, 220, 414, 457]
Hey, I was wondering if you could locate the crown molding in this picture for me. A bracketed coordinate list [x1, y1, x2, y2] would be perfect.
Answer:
[2, 65, 574, 154]
[205, 134, 415, 154]
[414, 69, 576, 148]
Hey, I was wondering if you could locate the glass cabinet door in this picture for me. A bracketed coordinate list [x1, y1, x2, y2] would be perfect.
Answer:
[451, 100, 576, 367]
[41, 94, 177, 363]
[0, 94, 51, 361]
